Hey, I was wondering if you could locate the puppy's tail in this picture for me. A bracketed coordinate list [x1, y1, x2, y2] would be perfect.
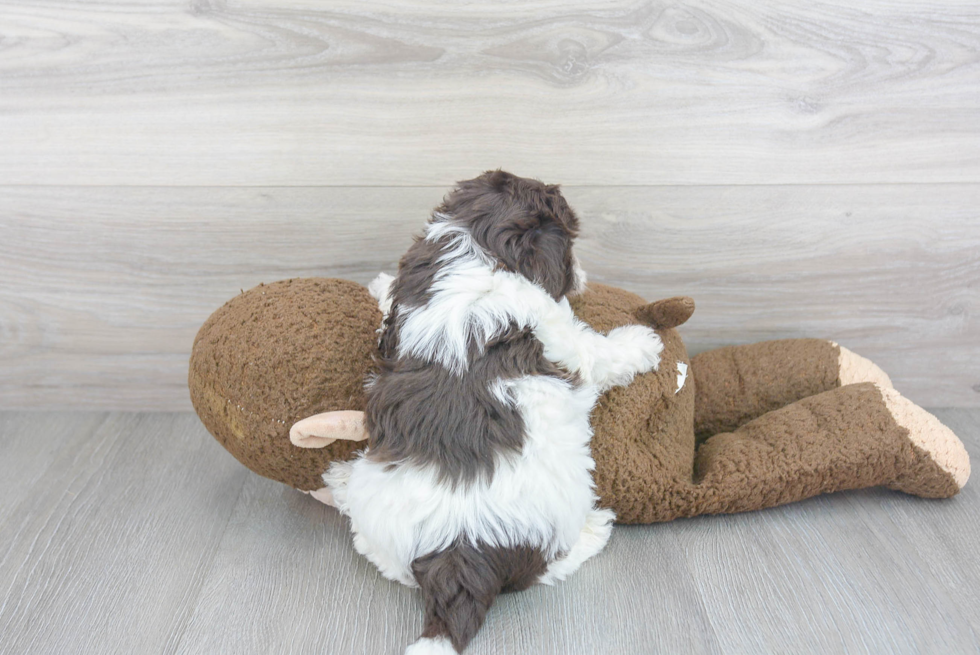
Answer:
[406, 542, 547, 654]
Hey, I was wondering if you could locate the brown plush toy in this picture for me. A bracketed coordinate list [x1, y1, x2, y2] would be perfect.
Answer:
[189, 277, 970, 524]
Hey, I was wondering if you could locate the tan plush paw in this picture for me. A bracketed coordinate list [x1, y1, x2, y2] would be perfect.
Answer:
[879, 385, 971, 495]
[834, 342, 893, 389]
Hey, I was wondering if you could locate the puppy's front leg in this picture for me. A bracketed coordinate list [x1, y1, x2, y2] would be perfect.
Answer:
[531, 299, 662, 391]
[491, 271, 662, 390]
[586, 324, 663, 392]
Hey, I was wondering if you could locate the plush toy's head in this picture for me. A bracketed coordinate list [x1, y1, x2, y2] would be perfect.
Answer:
[189, 278, 381, 490]
[189, 278, 696, 522]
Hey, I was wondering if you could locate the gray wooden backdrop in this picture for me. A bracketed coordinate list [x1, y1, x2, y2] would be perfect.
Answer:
[1, 0, 978, 410]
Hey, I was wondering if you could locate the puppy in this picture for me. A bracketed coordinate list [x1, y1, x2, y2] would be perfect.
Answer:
[325, 171, 663, 654]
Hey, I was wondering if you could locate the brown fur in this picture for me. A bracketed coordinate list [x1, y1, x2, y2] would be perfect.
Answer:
[412, 542, 547, 653]
[367, 325, 572, 486]
[435, 170, 580, 300]
[635, 296, 696, 330]
[690, 339, 841, 442]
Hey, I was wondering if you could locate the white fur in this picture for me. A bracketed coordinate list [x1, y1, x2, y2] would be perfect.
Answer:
[368, 272, 395, 319]
[395, 222, 663, 383]
[327, 221, 662, 589]
[405, 636, 456, 655]
[328, 376, 600, 585]
[570, 251, 588, 296]
[539, 508, 615, 585]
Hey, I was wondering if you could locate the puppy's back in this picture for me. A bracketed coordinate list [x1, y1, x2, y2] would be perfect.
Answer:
[367, 324, 569, 485]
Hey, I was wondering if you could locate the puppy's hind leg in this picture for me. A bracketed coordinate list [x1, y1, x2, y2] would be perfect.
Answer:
[538, 508, 615, 585]
[321, 460, 354, 515]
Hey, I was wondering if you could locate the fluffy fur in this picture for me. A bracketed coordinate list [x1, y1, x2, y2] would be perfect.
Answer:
[325, 171, 663, 653]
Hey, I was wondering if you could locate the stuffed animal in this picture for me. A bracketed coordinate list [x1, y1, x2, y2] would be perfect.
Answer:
[189, 277, 969, 523]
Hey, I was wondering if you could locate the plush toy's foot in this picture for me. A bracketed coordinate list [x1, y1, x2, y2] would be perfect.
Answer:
[834, 342, 893, 389]
[301, 487, 337, 507]
[880, 386, 971, 497]
[677, 382, 970, 523]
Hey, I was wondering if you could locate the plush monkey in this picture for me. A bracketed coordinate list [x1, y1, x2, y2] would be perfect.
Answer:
[189, 278, 969, 523]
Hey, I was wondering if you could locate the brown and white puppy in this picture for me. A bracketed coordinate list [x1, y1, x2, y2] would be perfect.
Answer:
[325, 171, 663, 654]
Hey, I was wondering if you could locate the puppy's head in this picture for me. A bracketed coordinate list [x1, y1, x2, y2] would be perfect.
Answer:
[434, 170, 585, 300]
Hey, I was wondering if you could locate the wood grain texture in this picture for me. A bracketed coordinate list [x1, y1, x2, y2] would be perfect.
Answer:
[0, 412, 107, 529]
[177, 474, 722, 655]
[2, 184, 977, 410]
[173, 474, 424, 655]
[0, 413, 248, 655]
[0, 410, 976, 654]
[0, 0, 978, 185]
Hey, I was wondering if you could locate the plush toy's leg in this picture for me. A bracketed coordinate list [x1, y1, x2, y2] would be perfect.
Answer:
[690, 339, 891, 440]
[301, 487, 337, 507]
[687, 382, 969, 517]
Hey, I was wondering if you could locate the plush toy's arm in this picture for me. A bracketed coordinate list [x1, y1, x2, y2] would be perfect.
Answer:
[290, 410, 369, 448]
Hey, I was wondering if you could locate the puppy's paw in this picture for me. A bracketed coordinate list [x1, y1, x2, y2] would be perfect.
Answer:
[608, 324, 663, 374]
[583, 507, 616, 549]
[589, 325, 663, 391]
[538, 508, 616, 585]
[321, 461, 354, 514]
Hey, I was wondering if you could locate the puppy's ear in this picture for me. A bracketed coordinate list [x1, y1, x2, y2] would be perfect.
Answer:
[541, 185, 579, 235]
[497, 208, 576, 300]
[437, 171, 508, 216]
[484, 169, 514, 190]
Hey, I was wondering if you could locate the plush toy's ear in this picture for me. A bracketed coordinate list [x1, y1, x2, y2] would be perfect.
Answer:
[289, 410, 369, 448]
[634, 296, 695, 330]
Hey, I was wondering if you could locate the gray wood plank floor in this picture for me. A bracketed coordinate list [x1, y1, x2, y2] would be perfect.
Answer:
[0, 410, 976, 654]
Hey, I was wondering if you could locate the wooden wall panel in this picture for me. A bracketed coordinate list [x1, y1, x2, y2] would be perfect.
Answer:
[0, 0, 978, 186]
[1, 184, 977, 409]
[1, 1, 977, 408]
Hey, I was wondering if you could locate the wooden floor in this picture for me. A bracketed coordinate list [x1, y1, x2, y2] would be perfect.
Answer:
[0, 409, 976, 655]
